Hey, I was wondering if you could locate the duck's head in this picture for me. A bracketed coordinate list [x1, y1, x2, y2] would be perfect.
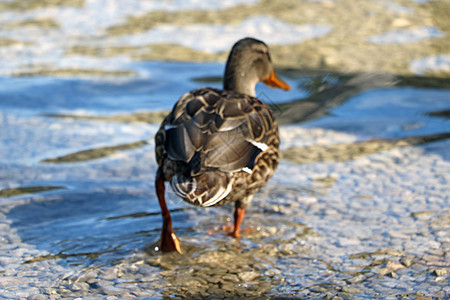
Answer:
[223, 37, 291, 97]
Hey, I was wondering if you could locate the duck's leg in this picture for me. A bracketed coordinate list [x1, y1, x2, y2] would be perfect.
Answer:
[156, 169, 182, 254]
[229, 197, 253, 237]
[230, 206, 245, 238]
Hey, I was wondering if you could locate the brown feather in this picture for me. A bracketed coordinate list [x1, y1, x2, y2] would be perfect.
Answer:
[155, 87, 280, 207]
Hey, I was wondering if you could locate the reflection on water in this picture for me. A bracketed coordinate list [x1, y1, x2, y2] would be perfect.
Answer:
[427, 109, 450, 119]
[0, 64, 449, 298]
[0, 186, 66, 198]
[283, 132, 450, 164]
[41, 140, 148, 163]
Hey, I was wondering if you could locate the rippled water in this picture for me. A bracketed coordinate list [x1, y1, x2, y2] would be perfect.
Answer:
[0, 63, 449, 299]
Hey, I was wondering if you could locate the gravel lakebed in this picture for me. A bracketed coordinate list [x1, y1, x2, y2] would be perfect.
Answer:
[0, 71, 449, 298]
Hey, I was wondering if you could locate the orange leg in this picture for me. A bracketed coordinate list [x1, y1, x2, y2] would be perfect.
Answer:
[156, 171, 182, 254]
[230, 207, 245, 238]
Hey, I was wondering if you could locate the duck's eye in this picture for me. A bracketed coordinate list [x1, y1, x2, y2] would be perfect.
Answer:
[255, 49, 271, 61]
[255, 49, 268, 55]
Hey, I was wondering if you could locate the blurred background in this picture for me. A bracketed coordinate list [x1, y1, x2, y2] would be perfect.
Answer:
[0, 0, 448, 77]
[0, 1, 449, 299]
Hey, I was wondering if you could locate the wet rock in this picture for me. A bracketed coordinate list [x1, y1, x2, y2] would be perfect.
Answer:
[100, 268, 121, 280]
[205, 275, 222, 284]
[221, 282, 237, 292]
[386, 271, 398, 278]
[386, 261, 405, 271]
[336, 292, 353, 299]
[221, 273, 240, 283]
[206, 286, 224, 296]
[238, 271, 259, 282]
[75, 270, 98, 282]
[346, 274, 368, 284]
[124, 264, 139, 274]
[132, 290, 156, 298]
[29, 294, 47, 300]
[103, 288, 123, 296]
[70, 282, 89, 291]
[430, 268, 447, 277]
[340, 286, 362, 294]
[159, 270, 172, 278]
[337, 238, 360, 247]
[400, 256, 414, 267]
[309, 286, 327, 293]
[121, 292, 137, 298]
[376, 267, 390, 276]
[423, 254, 443, 264]
[57, 288, 72, 295]
[182, 278, 203, 289]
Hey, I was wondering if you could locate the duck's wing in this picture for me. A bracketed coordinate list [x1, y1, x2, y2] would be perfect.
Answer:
[164, 88, 276, 172]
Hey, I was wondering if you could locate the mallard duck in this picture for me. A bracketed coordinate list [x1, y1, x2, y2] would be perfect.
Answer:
[155, 37, 290, 253]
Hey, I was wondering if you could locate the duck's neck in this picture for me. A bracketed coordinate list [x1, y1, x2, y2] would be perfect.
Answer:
[223, 59, 258, 97]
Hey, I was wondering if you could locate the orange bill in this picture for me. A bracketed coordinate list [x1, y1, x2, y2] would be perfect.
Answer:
[263, 70, 291, 90]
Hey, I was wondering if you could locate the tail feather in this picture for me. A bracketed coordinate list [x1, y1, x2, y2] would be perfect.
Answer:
[170, 171, 232, 207]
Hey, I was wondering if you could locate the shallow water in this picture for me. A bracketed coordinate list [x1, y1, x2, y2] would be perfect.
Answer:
[0, 62, 449, 299]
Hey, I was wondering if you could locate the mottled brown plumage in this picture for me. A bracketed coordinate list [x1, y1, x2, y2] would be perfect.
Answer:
[155, 37, 290, 253]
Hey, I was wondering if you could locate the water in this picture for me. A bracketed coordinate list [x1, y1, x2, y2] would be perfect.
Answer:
[0, 61, 449, 298]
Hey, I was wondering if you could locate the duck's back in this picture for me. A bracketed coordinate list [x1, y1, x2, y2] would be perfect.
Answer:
[155, 88, 279, 207]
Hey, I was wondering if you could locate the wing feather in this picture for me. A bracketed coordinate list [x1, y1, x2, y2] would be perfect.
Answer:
[159, 88, 276, 205]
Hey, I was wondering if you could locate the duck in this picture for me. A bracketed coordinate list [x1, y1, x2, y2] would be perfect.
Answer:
[154, 37, 291, 253]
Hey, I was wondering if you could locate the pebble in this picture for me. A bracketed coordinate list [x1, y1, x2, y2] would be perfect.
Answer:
[386, 271, 398, 278]
[70, 282, 89, 291]
[29, 295, 47, 300]
[221, 274, 240, 283]
[346, 274, 367, 284]
[340, 287, 362, 294]
[221, 282, 237, 292]
[400, 256, 414, 267]
[430, 268, 447, 277]
[309, 286, 327, 293]
[238, 271, 259, 282]
[79, 270, 98, 282]
[132, 290, 156, 298]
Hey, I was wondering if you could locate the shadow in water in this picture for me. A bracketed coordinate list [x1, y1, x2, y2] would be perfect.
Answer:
[0, 186, 66, 198]
[41, 140, 148, 163]
[274, 72, 398, 124]
[282, 132, 450, 164]
[426, 109, 450, 119]
[43, 111, 169, 125]
[41, 141, 148, 163]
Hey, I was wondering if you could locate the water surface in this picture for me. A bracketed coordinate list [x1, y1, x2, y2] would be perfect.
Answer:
[0, 62, 449, 299]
